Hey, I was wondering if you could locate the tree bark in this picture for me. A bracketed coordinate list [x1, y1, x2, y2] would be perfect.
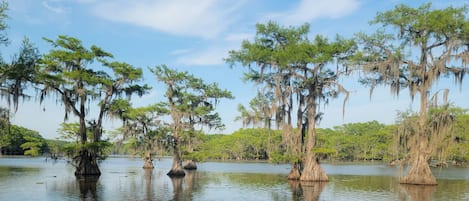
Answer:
[288, 162, 301, 180]
[300, 153, 328, 182]
[183, 159, 197, 170]
[142, 151, 154, 169]
[300, 106, 328, 182]
[399, 139, 437, 185]
[74, 149, 101, 177]
[400, 88, 437, 185]
[167, 144, 185, 177]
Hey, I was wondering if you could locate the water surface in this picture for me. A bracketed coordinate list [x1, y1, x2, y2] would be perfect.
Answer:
[0, 157, 468, 201]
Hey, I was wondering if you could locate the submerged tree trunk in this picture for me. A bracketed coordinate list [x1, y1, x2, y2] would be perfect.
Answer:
[74, 149, 101, 177]
[143, 151, 154, 169]
[300, 153, 328, 182]
[288, 162, 301, 180]
[400, 139, 437, 185]
[183, 159, 197, 170]
[400, 90, 437, 185]
[167, 144, 185, 177]
[300, 106, 328, 182]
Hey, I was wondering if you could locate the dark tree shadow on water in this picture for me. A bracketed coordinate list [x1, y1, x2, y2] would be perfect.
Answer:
[400, 184, 436, 201]
[77, 176, 99, 201]
[289, 180, 326, 201]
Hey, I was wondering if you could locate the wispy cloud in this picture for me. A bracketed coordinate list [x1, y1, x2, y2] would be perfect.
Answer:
[174, 32, 252, 66]
[42, 1, 65, 14]
[175, 46, 226, 66]
[89, 0, 247, 39]
[266, 0, 360, 25]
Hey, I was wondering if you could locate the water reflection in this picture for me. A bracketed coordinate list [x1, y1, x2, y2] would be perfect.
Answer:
[1, 157, 469, 201]
[77, 176, 99, 201]
[400, 184, 436, 201]
[143, 169, 153, 200]
[171, 177, 184, 201]
[289, 181, 326, 201]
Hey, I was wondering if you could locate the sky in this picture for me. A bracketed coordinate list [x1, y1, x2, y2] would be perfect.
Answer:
[1, 0, 468, 139]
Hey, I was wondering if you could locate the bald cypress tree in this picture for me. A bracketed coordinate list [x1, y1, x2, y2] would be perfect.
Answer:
[227, 21, 355, 181]
[354, 3, 469, 185]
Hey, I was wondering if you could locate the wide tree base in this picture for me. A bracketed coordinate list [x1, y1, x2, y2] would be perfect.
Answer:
[288, 163, 301, 180]
[400, 174, 437, 185]
[74, 150, 101, 177]
[142, 159, 154, 169]
[300, 156, 328, 182]
[400, 159, 437, 185]
[167, 168, 186, 177]
[183, 160, 197, 170]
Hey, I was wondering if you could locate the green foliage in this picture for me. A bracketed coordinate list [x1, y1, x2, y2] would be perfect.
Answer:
[447, 112, 469, 164]
[191, 128, 283, 162]
[0, 37, 40, 111]
[1, 124, 47, 155]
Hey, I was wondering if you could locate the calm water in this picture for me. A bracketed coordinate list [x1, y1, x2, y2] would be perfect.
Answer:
[0, 157, 468, 201]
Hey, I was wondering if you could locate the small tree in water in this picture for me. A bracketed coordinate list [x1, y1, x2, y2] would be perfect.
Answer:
[151, 65, 233, 177]
[354, 3, 469, 185]
[111, 101, 169, 169]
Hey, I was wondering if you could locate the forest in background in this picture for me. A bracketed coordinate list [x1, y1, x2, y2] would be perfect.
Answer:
[3, 110, 469, 166]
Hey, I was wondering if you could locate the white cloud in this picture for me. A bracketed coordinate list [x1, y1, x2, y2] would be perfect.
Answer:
[174, 32, 252, 66]
[175, 46, 226, 66]
[267, 0, 360, 25]
[42, 1, 65, 14]
[89, 0, 247, 39]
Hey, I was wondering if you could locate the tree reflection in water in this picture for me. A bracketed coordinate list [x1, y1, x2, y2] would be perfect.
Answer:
[289, 180, 326, 201]
[143, 169, 153, 200]
[400, 184, 436, 201]
[77, 176, 99, 201]
[171, 176, 184, 201]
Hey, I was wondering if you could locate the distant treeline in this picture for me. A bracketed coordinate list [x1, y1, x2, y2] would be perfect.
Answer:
[3, 115, 469, 165]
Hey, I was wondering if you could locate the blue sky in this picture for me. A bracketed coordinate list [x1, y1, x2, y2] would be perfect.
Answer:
[2, 0, 468, 139]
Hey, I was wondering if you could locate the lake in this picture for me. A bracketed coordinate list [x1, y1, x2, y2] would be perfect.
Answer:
[0, 156, 468, 201]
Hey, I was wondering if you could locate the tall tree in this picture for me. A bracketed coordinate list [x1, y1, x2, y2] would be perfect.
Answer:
[227, 21, 354, 181]
[150, 65, 233, 177]
[354, 3, 469, 185]
[38, 35, 148, 176]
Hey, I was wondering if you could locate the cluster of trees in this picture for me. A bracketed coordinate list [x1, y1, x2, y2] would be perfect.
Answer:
[227, 3, 469, 185]
[0, 1, 232, 179]
[1, 1, 468, 186]
[186, 112, 469, 166]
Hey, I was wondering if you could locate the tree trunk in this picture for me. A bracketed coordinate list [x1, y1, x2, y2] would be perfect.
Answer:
[300, 153, 328, 181]
[167, 144, 185, 177]
[183, 159, 197, 170]
[143, 151, 154, 169]
[288, 162, 301, 180]
[399, 139, 437, 185]
[74, 149, 101, 177]
[400, 88, 437, 185]
[300, 106, 328, 182]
